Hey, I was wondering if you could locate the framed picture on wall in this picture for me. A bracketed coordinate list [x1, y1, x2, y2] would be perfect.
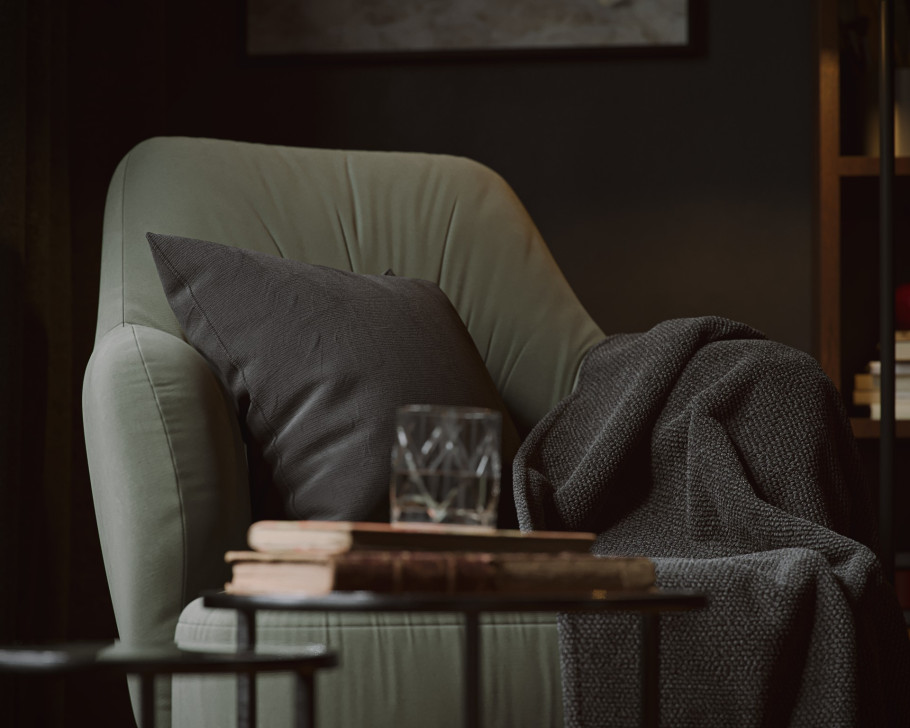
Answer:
[244, 0, 705, 60]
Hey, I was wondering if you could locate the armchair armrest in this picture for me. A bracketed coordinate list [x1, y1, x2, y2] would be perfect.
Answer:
[83, 323, 250, 649]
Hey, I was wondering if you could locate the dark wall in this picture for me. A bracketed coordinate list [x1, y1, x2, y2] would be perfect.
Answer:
[69, 0, 815, 360]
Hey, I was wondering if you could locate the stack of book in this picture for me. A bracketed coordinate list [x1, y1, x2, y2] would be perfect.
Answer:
[224, 520, 656, 597]
[853, 332, 910, 420]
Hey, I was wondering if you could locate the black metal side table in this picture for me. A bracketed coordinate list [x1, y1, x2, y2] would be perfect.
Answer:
[0, 640, 337, 728]
[204, 589, 706, 728]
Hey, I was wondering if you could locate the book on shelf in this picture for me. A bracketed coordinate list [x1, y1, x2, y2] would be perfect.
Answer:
[874, 331, 910, 362]
[865, 360, 910, 376]
[851, 388, 910, 405]
[868, 402, 910, 420]
[223, 549, 656, 597]
[853, 358, 910, 418]
[854, 371, 910, 391]
[246, 520, 597, 555]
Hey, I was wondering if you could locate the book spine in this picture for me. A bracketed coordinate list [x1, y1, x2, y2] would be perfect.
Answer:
[330, 552, 500, 593]
[868, 403, 910, 419]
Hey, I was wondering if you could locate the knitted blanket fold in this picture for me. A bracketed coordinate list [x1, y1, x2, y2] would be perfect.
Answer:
[513, 317, 910, 727]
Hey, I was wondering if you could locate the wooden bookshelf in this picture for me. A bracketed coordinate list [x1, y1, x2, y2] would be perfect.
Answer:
[817, 0, 910, 570]
[817, 0, 910, 412]
[838, 156, 910, 176]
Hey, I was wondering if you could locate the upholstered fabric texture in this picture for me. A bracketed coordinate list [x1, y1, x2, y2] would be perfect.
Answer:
[173, 598, 563, 728]
[147, 232, 520, 522]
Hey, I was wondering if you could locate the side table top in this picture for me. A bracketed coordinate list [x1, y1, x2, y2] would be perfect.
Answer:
[203, 589, 707, 614]
[0, 641, 337, 675]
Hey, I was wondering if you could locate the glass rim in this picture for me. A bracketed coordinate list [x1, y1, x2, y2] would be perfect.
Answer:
[396, 404, 501, 420]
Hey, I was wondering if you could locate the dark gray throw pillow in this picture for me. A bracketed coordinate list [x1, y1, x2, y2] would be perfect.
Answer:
[147, 232, 520, 525]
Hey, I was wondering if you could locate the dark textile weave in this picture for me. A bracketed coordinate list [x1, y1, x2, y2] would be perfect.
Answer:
[514, 316, 910, 727]
[148, 232, 520, 524]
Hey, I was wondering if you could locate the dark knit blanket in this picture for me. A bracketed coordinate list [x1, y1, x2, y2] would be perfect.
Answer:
[513, 317, 910, 727]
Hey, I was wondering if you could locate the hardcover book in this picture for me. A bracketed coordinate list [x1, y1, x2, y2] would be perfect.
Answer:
[246, 520, 597, 555]
[224, 549, 656, 597]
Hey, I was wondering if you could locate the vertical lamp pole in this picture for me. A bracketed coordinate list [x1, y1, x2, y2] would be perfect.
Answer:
[879, 0, 896, 579]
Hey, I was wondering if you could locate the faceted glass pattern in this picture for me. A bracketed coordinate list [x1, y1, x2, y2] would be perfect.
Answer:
[390, 405, 501, 527]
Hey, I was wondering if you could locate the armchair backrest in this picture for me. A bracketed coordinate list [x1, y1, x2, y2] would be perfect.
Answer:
[82, 137, 604, 715]
[95, 137, 602, 430]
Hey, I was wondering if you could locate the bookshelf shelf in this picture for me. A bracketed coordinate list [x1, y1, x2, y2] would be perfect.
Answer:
[838, 156, 910, 176]
[850, 417, 910, 439]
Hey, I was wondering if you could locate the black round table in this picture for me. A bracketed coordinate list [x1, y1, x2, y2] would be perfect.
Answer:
[204, 589, 706, 728]
[0, 640, 337, 728]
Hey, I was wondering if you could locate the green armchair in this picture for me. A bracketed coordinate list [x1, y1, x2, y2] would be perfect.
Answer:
[82, 136, 604, 727]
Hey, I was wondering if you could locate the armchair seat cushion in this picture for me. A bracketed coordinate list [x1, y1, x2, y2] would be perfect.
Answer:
[173, 598, 564, 728]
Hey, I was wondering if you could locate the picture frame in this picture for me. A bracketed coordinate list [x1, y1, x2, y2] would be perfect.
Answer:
[243, 0, 707, 62]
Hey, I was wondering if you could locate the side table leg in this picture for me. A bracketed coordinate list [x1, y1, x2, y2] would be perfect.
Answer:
[463, 612, 480, 728]
[140, 674, 156, 728]
[641, 614, 659, 728]
[236, 610, 257, 728]
[293, 670, 315, 728]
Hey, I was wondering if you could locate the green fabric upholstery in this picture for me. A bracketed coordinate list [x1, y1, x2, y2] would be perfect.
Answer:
[83, 137, 605, 727]
[174, 600, 563, 728]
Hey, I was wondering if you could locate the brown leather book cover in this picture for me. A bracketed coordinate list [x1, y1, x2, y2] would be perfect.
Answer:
[224, 549, 655, 596]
